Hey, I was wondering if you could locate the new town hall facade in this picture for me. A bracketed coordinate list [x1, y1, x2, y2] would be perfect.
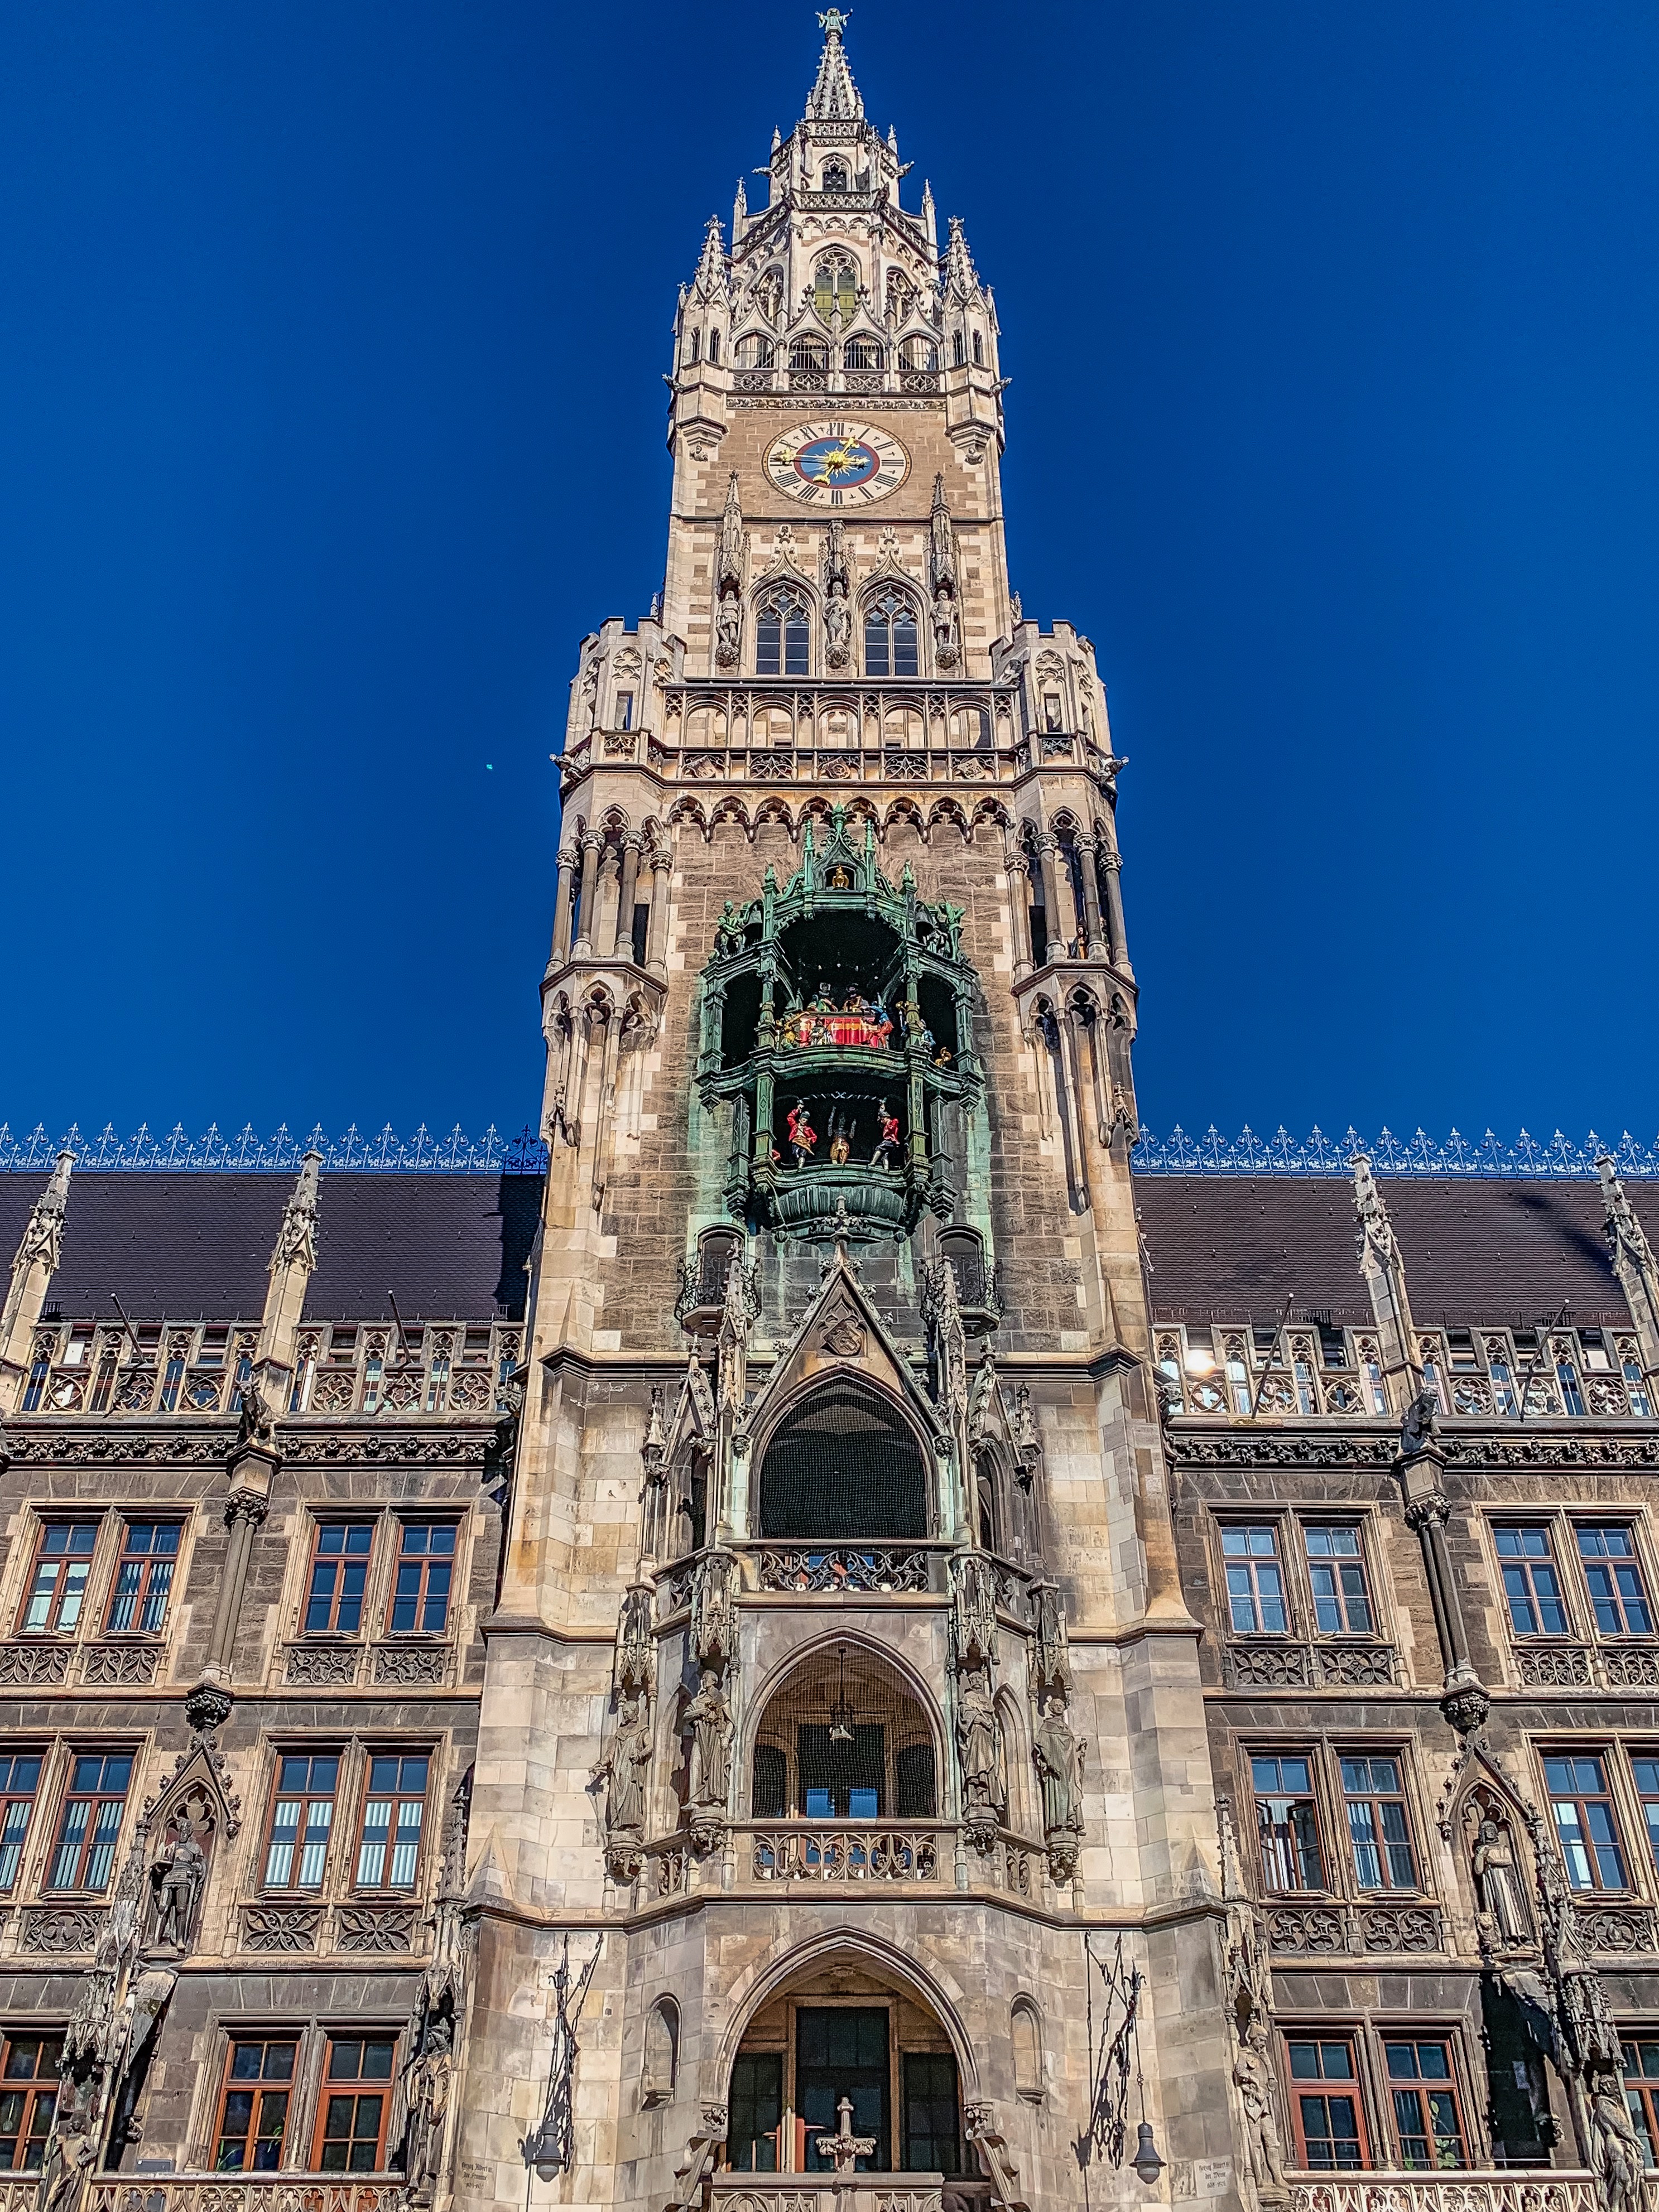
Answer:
[4, 20, 1659, 2212]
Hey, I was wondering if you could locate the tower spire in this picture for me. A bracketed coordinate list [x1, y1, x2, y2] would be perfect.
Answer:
[691, 214, 728, 301]
[806, 9, 863, 122]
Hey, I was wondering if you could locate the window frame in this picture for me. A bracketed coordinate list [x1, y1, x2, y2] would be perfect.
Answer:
[261, 1750, 343, 1895]
[755, 588, 811, 679]
[1493, 1521, 1575, 1640]
[102, 1518, 184, 1638]
[1248, 1749, 1330, 1895]
[352, 1751, 432, 1895]
[1620, 2033, 1659, 2167]
[44, 1747, 134, 1893]
[0, 2031, 64, 2171]
[1573, 1521, 1655, 1640]
[309, 2033, 399, 2175]
[0, 1750, 46, 1895]
[1219, 1521, 1292, 1638]
[1282, 2030, 1371, 2171]
[1382, 2033, 1472, 2171]
[213, 2036, 300, 2173]
[301, 1522, 376, 1640]
[863, 587, 920, 679]
[1338, 1752, 1422, 1893]
[1542, 1749, 1631, 1893]
[1301, 1522, 1377, 1639]
[16, 1520, 102, 1640]
[384, 1522, 458, 1639]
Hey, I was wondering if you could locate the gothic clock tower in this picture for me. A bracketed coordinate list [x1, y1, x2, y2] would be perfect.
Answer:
[456, 18, 1244, 2210]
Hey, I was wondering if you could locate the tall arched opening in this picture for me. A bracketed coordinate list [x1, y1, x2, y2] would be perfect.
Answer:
[757, 1381, 929, 1539]
[725, 1947, 966, 2180]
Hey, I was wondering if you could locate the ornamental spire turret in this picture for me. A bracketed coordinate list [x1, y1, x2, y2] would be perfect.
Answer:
[806, 9, 863, 122]
[257, 1148, 321, 1389]
[1599, 1154, 1659, 1385]
[943, 215, 981, 301]
[1352, 1153, 1418, 1414]
[0, 1149, 73, 1416]
[691, 214, 728, 302]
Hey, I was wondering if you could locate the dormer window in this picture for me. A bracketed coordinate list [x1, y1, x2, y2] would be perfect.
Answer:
[757, 587, 810, 678]
[821, 160, 849, 190]
[865, 588, 919, 678]
[812, 249, 859, 324]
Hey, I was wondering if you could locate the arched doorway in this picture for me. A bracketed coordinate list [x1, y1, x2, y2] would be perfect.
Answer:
[757, 1381, 929, 1539]
[749, 1642, 938, 1834]
[726, 1950, 966, 2180]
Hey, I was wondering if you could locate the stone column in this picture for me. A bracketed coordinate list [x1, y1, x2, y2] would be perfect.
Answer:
[573, 835, 602, 955]
[1075, 834, 1106, 958]
[612, 835, 641, 960]
[1035, 835, 1064, 964]
[1007, 852, 1034, 979]
[550, 849, 578, 963]
[645, 847, 673, 979]
[205, 1483, 273, 1679]
[1398, 1446, 1489, 1734]
[1099, 847, 1131, 974]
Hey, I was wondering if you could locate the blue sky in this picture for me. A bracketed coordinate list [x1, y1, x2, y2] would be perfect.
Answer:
[2, 1, 1657, 1151]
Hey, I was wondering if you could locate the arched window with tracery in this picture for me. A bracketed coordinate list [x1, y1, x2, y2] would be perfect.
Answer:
[821, 160, 849, 190]
[756, 588, 810, 678]
[757, 1380, 927, 1538]
[813, 250, 859, 323]
[865, 589, 919, 678]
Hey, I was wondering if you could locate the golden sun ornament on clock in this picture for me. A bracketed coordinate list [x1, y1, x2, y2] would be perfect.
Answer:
[764, 420, 910, 506]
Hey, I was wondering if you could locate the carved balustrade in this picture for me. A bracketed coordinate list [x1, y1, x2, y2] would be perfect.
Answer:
[1225, 1641, 1398, 1691]
[82, 2180, 401, 2212]
[1287, 2173, 1626, 2212]
[749, 1544, 936, 1596]
[744, 1823, 949, 1885]
[711, 2180, 989, 2212]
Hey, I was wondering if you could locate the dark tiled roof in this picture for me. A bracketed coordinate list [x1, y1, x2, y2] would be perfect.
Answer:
[0, 1173, 542, 1322]
[1136, 1176, 1631, 1327]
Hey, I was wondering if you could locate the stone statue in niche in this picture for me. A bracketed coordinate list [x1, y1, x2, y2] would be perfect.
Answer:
[931, 587, 960, 666]
[1590, 2071, 1646, 2212]
[684, 1669, 733, 1810]
[955, 1662, 1003, 1840]
[1234, 2022, 1289, 2203]
[1031, 1698, 1080, 1839]
[715, 597, 742, 668]
[824, 585, 851, 668]
[398, 2009, 455, 2208]
[1467, 1791, 1529, 1949]
[148, 1791, 213, 1953]
[594, 1694, 652, 1845]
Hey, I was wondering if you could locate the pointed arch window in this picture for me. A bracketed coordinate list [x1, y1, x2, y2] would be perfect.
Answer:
[844, 336, 884, 370]
[812, 250, 859, 324]
[756, 588, 810, 678]
[820, 161, 849, 191]
[788, 335, 829, 372]
[708, 329, 721, 365]
[864, 588, 919, 678]
[899, 335, 937, 371]
[972, 329, 984, 365]
[951, 330, 966, 367]
[736, 333, 774, 369]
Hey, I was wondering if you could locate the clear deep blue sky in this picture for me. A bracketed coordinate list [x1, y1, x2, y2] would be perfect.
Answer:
[3, 2, 1657, 1149]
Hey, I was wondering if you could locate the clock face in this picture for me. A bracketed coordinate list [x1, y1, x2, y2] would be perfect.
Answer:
[764, 420, 910, 507]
